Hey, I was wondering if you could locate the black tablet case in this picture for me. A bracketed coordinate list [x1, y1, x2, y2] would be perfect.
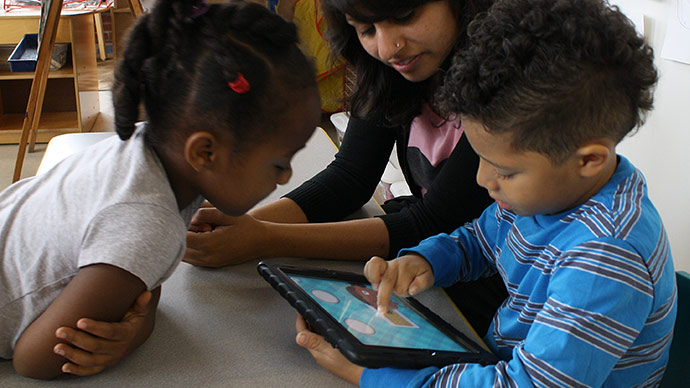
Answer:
[258, 261, 498, 369]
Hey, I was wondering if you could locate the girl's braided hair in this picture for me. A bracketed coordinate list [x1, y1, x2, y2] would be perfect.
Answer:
[114, 0, 317, 149]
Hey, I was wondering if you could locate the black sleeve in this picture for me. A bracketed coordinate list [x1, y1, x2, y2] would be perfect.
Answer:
[378, 134, 493, 257]
[284, 114, 395, 222]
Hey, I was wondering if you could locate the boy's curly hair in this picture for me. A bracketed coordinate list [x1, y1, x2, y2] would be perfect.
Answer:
[436, 0, 657, 163]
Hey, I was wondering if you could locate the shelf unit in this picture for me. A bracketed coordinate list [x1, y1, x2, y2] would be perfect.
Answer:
[0, 9, 101, 144]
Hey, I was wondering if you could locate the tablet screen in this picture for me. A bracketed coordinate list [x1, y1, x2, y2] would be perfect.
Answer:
[289, 274, 468, 352]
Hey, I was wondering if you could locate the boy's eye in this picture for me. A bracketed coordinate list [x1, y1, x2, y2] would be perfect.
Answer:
[497, 171, 515, 180]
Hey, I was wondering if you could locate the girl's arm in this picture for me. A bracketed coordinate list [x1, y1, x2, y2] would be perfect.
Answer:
[52, 287, 160, 376]
[12, 263, 148, 380]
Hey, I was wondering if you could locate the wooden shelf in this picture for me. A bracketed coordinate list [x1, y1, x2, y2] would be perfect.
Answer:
[0, 111, 78, 143]
[0, 63, 74, 80]
[0, 10, 100, 144]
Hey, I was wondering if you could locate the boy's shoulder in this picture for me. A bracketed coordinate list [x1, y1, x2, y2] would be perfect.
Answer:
[557, 156, 664, 252]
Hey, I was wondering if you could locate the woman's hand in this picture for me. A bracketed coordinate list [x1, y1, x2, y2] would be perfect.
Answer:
[295, 315, 363, 386]
[52, 288, 159, 376]
[364, 254, 434, 314]
[185, 208, 267, 267]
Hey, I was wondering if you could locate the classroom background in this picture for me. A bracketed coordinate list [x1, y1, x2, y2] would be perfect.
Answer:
[613, 0, 690, 272]
[0, 0, 688, 273]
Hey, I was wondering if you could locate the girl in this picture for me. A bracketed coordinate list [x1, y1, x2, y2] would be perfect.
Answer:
[185, 0, 506, 336]
[0, 0, 320, 379]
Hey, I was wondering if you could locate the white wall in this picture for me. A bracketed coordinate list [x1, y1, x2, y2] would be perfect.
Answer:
[613, 0, 690, 271]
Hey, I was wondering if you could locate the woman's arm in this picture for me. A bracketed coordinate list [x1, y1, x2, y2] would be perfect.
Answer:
[381, 134, 493, 256]
[283, 114, 394, 222]
[185, 205, 390, 266]
[12, 264, 147, 380]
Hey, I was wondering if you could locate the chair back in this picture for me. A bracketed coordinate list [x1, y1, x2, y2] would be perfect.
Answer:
[660, 271, 690, 387]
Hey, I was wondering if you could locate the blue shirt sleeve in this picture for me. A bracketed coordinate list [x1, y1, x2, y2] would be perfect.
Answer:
[361, 367, 440, 388]
[399, 203, 502, 287]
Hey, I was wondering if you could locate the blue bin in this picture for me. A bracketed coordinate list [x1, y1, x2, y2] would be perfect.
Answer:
[8, 34, 69, 72]
[8, 34, 39, 72]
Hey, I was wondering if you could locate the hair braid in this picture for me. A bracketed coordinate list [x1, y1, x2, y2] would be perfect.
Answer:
[113, 15, 153, 140]
[112, 0, 317, 148]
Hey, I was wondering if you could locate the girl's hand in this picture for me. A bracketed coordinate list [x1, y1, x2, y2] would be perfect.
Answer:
[185, 209, 267, 267]
[52, 290, 156, 376]
[295, 315, 363, 386]
[364, 254, 435, 314]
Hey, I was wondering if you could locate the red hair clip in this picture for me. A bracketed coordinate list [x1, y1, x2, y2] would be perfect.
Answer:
[228, 73, 250, 94]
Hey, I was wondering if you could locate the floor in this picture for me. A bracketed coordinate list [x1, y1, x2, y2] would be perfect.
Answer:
[0, 59, 338, 191]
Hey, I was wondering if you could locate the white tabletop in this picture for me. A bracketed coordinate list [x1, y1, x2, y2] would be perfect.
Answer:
[0, 128, 474, 386]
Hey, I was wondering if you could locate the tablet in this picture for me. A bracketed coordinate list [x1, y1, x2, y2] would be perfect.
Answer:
[257, 261, 498, 369]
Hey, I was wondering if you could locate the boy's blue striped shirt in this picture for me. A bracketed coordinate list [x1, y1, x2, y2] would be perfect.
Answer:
[361, 156, 676, 388]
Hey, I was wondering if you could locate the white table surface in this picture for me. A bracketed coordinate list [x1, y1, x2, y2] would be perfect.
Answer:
[0, 128, 475, 387]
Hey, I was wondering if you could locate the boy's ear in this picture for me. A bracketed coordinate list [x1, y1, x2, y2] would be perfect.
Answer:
[574, 140, 615, 178]
[184, 132, 220, 172]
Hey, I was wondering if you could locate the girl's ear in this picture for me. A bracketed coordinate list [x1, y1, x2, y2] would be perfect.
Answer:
[184, 132, 220, 172]
[574, 139, 616, 178]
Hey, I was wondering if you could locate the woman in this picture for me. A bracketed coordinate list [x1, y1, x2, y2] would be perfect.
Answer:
[185, 0, 505, 335]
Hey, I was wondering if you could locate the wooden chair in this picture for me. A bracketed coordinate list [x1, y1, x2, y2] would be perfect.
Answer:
[659, 271, 690, 387]
[94, 0, 144, 60]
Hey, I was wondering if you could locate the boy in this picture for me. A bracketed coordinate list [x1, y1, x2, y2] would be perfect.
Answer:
[295, 0, 677, 386]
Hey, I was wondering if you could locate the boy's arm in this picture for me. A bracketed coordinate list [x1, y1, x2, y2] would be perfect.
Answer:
[12, 263, 148, 380]
[366, 207, 502, 314]
[362, 239, 663, 388]
[400, 206, 501, 288]
[53, 287, 161, 376]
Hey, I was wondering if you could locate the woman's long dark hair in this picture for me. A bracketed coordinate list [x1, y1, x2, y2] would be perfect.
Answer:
[321, 0, 492, 127]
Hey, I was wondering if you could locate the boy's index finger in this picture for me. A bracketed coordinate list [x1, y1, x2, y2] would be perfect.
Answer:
[375, 267, 397, 315]
[363, 256, 387, 290]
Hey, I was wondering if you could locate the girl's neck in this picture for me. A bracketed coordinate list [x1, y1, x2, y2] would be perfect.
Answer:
[153, 144, 199, 211]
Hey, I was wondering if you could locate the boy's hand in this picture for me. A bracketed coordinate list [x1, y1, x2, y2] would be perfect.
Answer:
[52, 290, 154, 376]
[295, 315, 363, 386]
[364, 254, 434, 314]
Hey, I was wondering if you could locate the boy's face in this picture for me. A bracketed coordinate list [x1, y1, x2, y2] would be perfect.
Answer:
[463, 118, 591, 217]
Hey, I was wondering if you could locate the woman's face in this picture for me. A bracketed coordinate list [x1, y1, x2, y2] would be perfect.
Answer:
[345, 1, 459, 82]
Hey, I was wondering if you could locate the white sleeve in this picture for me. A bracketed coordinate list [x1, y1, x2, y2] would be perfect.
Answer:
[78, 203, 187, 289]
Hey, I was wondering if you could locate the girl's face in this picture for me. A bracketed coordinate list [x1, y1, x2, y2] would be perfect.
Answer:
[201, 92, 321, 216]
[345, 1, 459, 82]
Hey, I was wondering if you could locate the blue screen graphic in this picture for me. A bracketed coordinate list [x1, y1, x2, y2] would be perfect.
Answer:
[290, 275, 467, 352]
